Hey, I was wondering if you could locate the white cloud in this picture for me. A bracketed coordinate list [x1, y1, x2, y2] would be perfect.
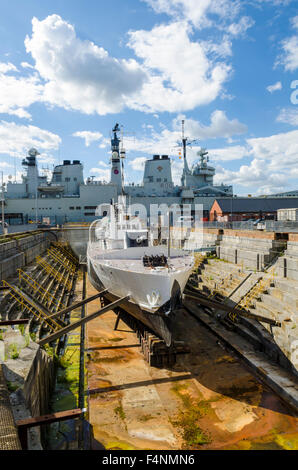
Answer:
[266, 81, 282, 93]
[214, 129, 298, 193]
[98, 138, 110, 149]
[127, 21, 231, 112]
[0, 62, 18, 73]
[215, 159, 288, 195]
[123, 111, 247, 161]
[0, 161, 13, 168]
[173, 110, 247, 139]
[73, 131, 103, 147]
[25, 15, 147, 115]
[21, 62, 34, 69]
[279, 35, 298, 71]
[128, 157, 147, 171]
[254, 0, 292, 5]
[201, 36, 233, 58]
[89, 167, 110, 181]
[97, 160, 109, 168]
[0, 63, 43, 119]
[227, 16, 255, 37]
[291, 15, 298, 29]
[0, 120, 61, 158]
[214, 160, 288, 194]
[277, 16, 298, 72]
[0, 12, 242, 118]
[276, 107, 298, 126]
[143, 0, 241, 29]
[128, 126, 298, 193]
[208, 145, 248, 161]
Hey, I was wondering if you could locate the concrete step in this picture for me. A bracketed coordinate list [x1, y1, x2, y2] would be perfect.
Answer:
[275, 266, 298, 282]
[259, 292, 296, 318]
[274, 278, 298, 295]
[284, 242, 298, 258]
[253, 300, 294, 323]
[201, 262, 243, 281]
[278, 256, 298, 269]
[268, 287, 298, 310]
[230, 273, 263, 304]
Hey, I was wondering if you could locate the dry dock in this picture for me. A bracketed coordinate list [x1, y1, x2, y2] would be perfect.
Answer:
[0, 230, 297, 450]
[85, 278, 298, 451]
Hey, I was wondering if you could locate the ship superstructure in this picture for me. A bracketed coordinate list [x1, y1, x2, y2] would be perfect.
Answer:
[4, 123, 233, 225]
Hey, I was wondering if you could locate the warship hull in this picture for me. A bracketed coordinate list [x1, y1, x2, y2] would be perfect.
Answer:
[87, 245, 193, 346]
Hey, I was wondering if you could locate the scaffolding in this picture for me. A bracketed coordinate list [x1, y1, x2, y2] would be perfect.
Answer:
[18, 269, 59, 310]
[47, 247, 77, 273]
[35, 256, 73, 290]
[53, 242, 78, 266]
[1, 280, 62, 331]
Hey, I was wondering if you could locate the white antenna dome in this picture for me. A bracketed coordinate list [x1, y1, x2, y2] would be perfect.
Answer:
[28, 148, 40, 157]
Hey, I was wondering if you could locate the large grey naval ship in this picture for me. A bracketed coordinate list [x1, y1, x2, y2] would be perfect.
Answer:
[3, 122, 233, 225]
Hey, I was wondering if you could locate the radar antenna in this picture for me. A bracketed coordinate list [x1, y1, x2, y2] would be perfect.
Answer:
[176, 120, 200, 163]
[198, 148, 209, 166]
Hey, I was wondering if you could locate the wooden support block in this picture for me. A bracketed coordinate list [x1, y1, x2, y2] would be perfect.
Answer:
[16, 408, 83, 449]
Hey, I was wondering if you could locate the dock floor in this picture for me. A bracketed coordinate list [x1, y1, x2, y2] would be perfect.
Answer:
[85, 279, 298, 450]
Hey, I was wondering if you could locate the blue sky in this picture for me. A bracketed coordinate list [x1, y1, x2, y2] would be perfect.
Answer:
[0, 0, 298, 195]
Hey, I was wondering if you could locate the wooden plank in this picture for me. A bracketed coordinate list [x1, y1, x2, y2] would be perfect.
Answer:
[16, 408, 83, 449]
[47, 289, 107, 321]
[16, 408, 83, 428]
[183, 292, 281, 327]
[0, 319, 29, 326]
[38, 295, 130, 346]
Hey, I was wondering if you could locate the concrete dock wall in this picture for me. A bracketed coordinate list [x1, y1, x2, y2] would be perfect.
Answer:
[276, 234, 298, 281]
[171, 227, 221, 250]
[173, 227, 286, 270]
[215, 230, 286, 270]
[0, 232, 53, 280]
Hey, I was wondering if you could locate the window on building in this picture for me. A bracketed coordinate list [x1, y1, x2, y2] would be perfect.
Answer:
[76, 206, 81, 210]
[84, 206, 97, 210]
[157, 178, 161, 182]
[164, 178, 167, 182]
[74, 177, 77, 181]
[84, 212, 95, 216]
[65, 177, 70, 182]
[69, 207, 75, 210]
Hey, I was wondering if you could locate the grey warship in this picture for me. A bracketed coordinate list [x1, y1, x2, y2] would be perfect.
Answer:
[3, 121, 233, 226]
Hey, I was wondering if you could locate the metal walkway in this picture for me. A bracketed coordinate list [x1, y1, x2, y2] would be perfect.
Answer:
[0, 365, 21, 450]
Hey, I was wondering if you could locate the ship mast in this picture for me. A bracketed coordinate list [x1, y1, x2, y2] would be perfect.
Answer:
[181, 120, 189, 177]
[120, 125, 126, 196]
